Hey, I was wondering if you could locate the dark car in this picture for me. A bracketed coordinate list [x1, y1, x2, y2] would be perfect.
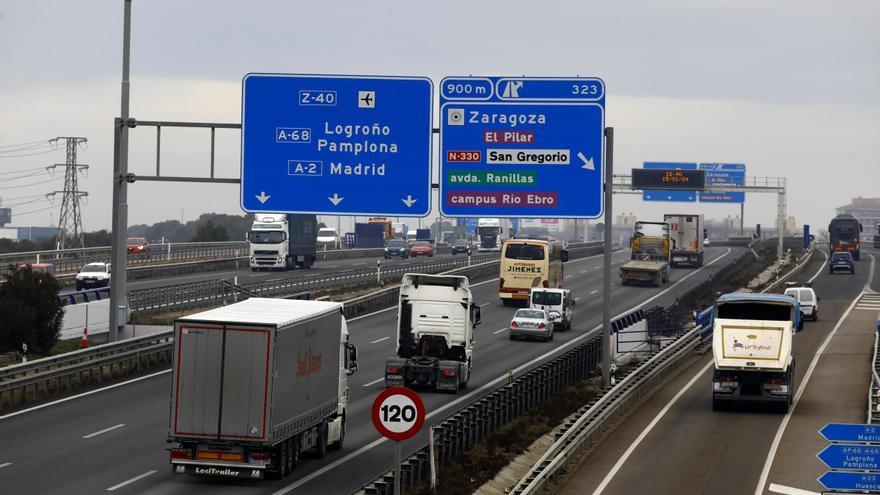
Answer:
[829, 251, 855, 274]
[384, 239, 409, 259]
[451, 239, 472, 255]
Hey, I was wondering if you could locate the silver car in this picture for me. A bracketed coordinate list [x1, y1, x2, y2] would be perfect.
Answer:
[509, 308, 555, 342]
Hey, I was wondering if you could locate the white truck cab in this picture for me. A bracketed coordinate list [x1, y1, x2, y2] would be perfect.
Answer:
[529, 288, 575, 331]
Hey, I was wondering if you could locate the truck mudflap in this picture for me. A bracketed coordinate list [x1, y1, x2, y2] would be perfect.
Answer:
[172, 461, 267, 479]
[384, 357, 465, 392]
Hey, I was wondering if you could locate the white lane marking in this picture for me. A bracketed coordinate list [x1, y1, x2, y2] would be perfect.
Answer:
[0, 253, 613, 420]
[574, 297, 582, 302]
[273, 248, 734, 495]
[753, 263, 872, 495]
[592, 360, 714, 495]
[493, 328, 508, 335]
[580, 270, 588, 274]
[362, 377, 385, 388]
[594, 266, 601, 270]
[565, 275, 573, 280]
[479, 303, 490, 308]
[589, 289, 599, 295]
[106, 470, 158, 491]
[83, 423, 125, 439]
[768, 483, 820, 495]
[0, 369, 171, 421]
[369, 336, 390, 344]
[0, 462, 11, 469]
[806, 249, 829, 284]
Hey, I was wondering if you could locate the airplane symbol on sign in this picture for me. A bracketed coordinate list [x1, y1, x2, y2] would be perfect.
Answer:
[358, 91, 375, 108]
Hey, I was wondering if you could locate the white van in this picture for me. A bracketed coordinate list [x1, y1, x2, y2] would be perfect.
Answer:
[784, 286, 819, 321]
[529, 288, 575, 331]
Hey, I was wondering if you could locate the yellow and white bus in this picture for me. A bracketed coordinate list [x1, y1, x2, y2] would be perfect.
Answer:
[499, 238, 563, 305]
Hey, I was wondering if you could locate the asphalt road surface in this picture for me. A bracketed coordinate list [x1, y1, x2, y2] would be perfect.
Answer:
[556, 247, 879, 495]
[0, 246, 746, 494]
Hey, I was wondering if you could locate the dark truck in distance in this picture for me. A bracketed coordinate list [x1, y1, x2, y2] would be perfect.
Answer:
[168, 298, 357, 480]
[828, 213, 862, 260]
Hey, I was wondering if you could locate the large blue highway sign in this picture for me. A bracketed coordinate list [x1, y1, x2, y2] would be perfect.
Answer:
[820, 423, 880, 443]
[819, 471, 880, 492]
[818, 444, 880, 470]
[241, 74, 433, 216]
[699, 163, 745, 203]
[642, 162, 698, 202]
[439, 76, 605, 219]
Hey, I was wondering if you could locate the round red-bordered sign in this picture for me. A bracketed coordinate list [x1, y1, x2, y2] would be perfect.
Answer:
[371, 386, 425, 442]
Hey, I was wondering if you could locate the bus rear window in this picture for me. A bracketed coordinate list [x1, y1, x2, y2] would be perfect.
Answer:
[505, 243, 545, 260]
[717, 302, 792, 321]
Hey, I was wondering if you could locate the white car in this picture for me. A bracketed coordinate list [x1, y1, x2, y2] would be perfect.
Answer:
[316, 228, 341, 250]
[509, 308, 554, 342]
[784, 286, 819, 322]
[529, 288, 575, 331]
[703, 238, 711, 247]
[75, 262, 111, 291]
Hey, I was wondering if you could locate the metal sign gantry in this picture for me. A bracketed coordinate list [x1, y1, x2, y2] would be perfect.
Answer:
[612, 174, 788, 257]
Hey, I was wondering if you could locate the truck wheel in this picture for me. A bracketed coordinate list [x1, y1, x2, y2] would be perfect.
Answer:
[316, 421, 328, 458]
[330, 414, 345, 451]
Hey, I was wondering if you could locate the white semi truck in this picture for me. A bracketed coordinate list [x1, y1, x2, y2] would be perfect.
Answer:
[477, 218, 509, 252]
[664, 213, 705, 267]
[385, 274, 482, 392]
[167, 298, 358, 479]
[248, 214, 317, 271]
[711, 293, 802, 413]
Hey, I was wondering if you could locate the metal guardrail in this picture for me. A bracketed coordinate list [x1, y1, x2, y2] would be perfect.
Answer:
[761, 240, 816, 293]
[127, 242, 603, 316]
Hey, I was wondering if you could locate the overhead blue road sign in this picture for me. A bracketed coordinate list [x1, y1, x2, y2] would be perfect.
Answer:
[818, 444, 880, 470]
[439, 76, 605, 219]
[820, 423, 880, 443]
[642, 162, 698, 202]
[241, 74, 433, 216]
[819, 471, 880, 492]
[699, 163, 745, 203]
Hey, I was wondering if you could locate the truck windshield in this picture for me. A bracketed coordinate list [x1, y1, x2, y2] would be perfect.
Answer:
[532, 291, 562, 305]
[248, 231, 285, 243]
[505, 243, 545, 260]
[317, 229, 335, 237]
[717, 302, 792, 321]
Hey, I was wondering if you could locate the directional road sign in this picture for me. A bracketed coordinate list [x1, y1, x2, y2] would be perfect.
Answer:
[372, 386, 425, 442]
[820, 423, 880, 443]
[439, 76, 605, 219]
[699, 163, 746, 203]
[818, 444, 880, 470]
[241, 74, 433, 216]
[819, 471, 880, 492]
[641, 162, 698, 202]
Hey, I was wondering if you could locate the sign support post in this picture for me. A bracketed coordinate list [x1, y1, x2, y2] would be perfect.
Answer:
[372, 386, 426, 495]
[394, 441, 402, 495]
[602, 127, 614, 389]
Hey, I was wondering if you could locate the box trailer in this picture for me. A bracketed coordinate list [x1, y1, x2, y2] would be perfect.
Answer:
[167, 298, 358, 480]
[664, 214, 704, 267]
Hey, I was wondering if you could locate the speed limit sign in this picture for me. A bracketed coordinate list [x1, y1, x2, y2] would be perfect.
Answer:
[371, 386, 425, 442]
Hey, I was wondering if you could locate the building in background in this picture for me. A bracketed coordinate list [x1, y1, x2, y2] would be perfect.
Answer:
[0, 207, 11, 227]
[836, 197, 880, 241]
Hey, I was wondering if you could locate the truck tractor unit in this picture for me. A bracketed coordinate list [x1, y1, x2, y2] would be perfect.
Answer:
[385, 274, 481, 393]
[664, 214, 704, 267]
[711, 293, 801, 413]
[167, 298, 358, 480]
[248, 214, 317, 271]
[619, 221, 671, 287]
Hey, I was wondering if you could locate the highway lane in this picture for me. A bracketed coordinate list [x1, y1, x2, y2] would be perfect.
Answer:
[127, 251, 471, 290]
[0, 246, 742, 494]
[555, 249, 876, 495]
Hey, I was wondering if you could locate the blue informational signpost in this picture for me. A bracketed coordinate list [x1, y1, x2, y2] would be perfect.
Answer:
[819, 471, 880, 492]
[439, 76, 605, 219]
[240, 74, 433, 216]
[818, 423, 880, 493]
[698, 163, 746, 203]
[641, 162, 698, 202]
[820, 423, 880, 443]
[818, 444, 880, 470]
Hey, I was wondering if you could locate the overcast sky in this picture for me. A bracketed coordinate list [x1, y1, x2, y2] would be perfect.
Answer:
[0, 0, 877, 234]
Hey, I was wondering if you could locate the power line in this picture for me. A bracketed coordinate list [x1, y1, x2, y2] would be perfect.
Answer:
[10, 204, 58, 217]
[0, 139, 54, 150]
[0, 176, 61, 190]
[0, 149, 61, 159]
[0, 166, 51, 176]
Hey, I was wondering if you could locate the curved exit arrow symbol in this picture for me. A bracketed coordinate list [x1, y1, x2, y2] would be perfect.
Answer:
[328, 193, 344, 206]
[578, 152, 595, 171]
